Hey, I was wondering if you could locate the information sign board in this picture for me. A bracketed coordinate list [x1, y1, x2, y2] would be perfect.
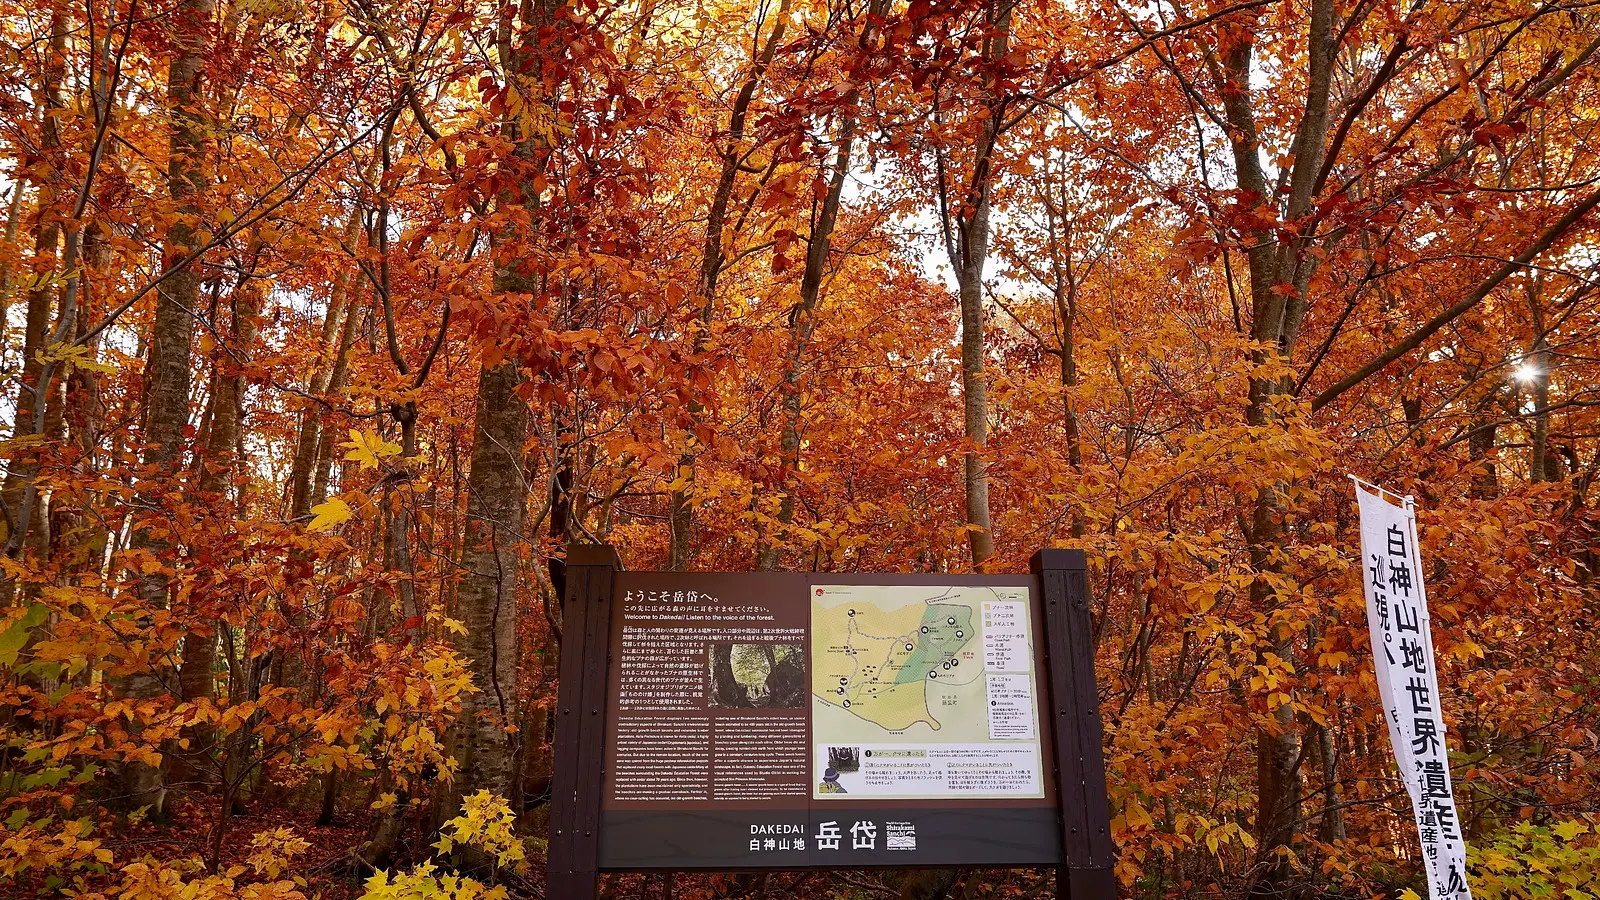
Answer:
[548, 547, 1113, 898]
[600, 572, 1059, 869]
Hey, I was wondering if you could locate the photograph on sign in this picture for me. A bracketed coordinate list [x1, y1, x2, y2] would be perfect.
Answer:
[709, 642, 805, 709]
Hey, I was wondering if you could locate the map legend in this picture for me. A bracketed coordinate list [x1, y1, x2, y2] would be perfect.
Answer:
[981, 601, 1029, 672]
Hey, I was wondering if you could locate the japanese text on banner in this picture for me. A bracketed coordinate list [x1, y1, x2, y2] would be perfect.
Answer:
[1355, 483, 1472, 900]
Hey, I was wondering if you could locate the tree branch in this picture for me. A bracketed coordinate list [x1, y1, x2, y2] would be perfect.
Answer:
[1311, 185, 1600, 411]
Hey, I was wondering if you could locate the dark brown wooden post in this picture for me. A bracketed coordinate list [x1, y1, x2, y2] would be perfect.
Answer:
[548, 544, 622, 899]
[1033, 548, 1117, 899]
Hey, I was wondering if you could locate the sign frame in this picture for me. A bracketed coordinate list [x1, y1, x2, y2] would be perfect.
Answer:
[547, 545, 1114, 898]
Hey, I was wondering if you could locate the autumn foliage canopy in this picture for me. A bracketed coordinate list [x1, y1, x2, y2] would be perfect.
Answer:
[0, 0, 1597, 897]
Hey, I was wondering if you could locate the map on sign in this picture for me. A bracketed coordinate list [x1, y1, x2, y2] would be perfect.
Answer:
[810, 584, 1044, 799]
[812, 586, 985, 734]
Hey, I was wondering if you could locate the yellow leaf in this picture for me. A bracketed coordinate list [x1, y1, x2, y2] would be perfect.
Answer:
[0, 433, 49, 456]
[308, 497, 353, 532]
[342, 429, 401, 469]
[1124, 799, 1153, 830]
[1553, 820, 1588, 841]
[443, 617, 468, 635]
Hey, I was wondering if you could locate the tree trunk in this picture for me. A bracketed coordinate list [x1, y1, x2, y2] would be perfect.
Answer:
[709, 642, 747, 708]
[178, 261, 264, 793]
[311, 302, 362, 508]
[756, 91, 861, 570]
[668, 0, 792, 570]
[941, 0, 1010, 569]
[427, 0, 554, 801]
[1047, 207, 1087, 538]
[287, 210, 362, 522]
[1526, 274, 1553, 482]
[368, 116, 422, 641]
[116, 0, 215, 817]
[548, 413, 574, 592]
[1315, 721, 1344, 842]
[0, 4, 67, 563]
[956, 257, 995, 568]
[61, 216, 111, 578]
[0, 182, 23, 342]
[1212, 0, 1336, 889]
[449, 360, 528, 800]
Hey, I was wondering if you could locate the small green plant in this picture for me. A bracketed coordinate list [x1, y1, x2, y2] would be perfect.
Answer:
[1469, 818, 1600, 900]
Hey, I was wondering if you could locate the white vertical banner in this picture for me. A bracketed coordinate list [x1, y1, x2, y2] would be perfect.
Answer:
[1355, 480, 1472, 899]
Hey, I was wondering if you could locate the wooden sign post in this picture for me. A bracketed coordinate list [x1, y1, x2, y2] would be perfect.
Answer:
[547, 544, 621, 898]
[1033, 549, 1116, 896]
[548, 545, 1115, 898]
